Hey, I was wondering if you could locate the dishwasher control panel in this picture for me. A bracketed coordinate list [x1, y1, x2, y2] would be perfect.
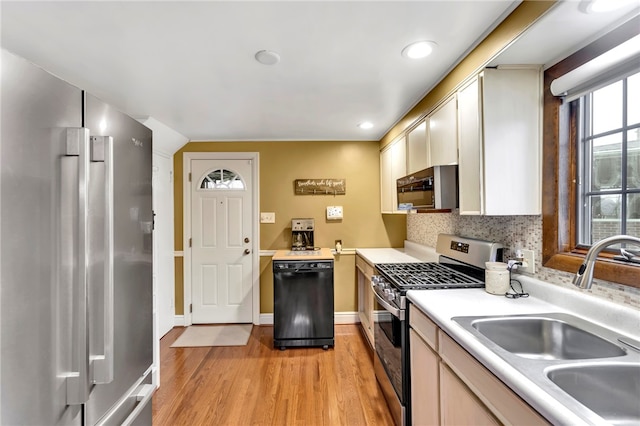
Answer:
[273, 261, 333, 269]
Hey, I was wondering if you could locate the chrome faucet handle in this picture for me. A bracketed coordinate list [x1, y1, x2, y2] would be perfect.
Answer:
[617, 248, 640, 264]
[620, 248, 634, 261]
[573, 235, 640, 289]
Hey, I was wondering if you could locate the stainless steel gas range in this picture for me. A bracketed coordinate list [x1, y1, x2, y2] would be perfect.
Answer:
[371, 234, 503, 426]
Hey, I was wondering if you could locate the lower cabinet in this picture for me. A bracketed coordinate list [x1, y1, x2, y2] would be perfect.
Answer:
[440, 363, 499, 426]
[356, 254, 375, 348]
[410, 328, 439, 425]
[409, 304, 548, 426]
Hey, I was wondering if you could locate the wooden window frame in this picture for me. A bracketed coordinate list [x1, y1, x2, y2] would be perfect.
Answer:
[542, 16, 640, 289]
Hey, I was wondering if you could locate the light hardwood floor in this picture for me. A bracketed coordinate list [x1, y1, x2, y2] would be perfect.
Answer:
[153, 324, 395, 426]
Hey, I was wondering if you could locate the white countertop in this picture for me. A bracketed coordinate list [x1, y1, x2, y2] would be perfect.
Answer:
[272, 248, 334, 261]
[408, 276, 640, 425]
[356, 241, 439, 264]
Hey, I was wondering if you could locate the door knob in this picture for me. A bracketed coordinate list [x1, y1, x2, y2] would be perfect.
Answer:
[244, 237, 250, 243]
[244, 249, 251, 255]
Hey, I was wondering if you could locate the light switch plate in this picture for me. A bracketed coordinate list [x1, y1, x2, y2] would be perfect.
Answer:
[326, 206, 343, 220]
[260, 212, 275, 223]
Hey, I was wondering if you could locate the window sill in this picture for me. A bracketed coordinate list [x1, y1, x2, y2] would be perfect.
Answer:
[543, 252, 640, 289]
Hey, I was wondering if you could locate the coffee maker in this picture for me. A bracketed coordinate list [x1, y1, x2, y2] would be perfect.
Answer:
[291, 218, 315, 251]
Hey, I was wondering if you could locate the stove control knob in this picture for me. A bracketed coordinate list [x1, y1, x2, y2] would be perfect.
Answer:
[383, 289, 395, 301]
[373, 276, 387, 289]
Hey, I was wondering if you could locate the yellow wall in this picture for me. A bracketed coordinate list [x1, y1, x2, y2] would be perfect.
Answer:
[173, 141, 407, 315]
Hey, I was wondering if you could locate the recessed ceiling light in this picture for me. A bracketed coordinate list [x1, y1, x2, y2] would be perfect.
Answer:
[401, 41, 437, 59]
[358, 121, 374, 130]
[580, 0, 636, 13]
[255, 50, 280, 65]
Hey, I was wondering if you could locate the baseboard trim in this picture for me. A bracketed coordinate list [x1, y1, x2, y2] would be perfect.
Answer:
[176, 312, 362, 327]
[258, 311, 360, 325]
[174, 315, 186, 327]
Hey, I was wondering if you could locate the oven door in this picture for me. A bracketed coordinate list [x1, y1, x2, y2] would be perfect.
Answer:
[372, 288, 406, 425]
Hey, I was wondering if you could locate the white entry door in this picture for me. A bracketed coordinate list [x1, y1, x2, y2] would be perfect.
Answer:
[190, 159, 253, 323]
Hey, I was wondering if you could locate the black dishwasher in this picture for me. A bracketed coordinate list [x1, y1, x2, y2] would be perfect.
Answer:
[273, 260, 334, 350]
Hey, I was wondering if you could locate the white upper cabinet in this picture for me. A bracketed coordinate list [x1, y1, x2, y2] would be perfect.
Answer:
[457, 67, 541, 215]
[457, 77, 483, 215]
[380, 136, 407, 214]
[406, 120, 429, 174]
[428, 95, 458, 167]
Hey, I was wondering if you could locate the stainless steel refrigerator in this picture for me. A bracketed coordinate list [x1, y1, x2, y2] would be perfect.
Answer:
[1, 49, 155, 425]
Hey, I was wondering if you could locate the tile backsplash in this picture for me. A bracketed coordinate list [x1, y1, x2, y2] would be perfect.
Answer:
[407, 212, 640, 309]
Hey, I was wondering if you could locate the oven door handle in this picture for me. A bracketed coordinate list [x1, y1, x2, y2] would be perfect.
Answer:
[371, 285, 405, 321]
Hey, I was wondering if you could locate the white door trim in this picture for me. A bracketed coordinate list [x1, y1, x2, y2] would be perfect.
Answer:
[182, 152, 260, 326]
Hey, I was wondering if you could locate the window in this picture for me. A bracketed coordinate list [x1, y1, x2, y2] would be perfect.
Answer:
[542, 17, 639, 288]
[576, 72, 640, 245]
[199, 168, 245, 190]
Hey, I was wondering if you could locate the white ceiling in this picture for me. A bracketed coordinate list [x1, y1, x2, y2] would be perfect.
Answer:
[1, 1, 639, 142]
[490, 0, 640, 69]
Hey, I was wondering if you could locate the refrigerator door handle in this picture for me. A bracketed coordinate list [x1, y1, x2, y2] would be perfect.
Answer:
[63, 128, 91, 405]
[90, 136, 115, 384]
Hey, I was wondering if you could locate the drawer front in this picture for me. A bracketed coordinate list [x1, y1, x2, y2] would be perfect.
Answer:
[409, 304, 438, 351]
[355, 255, 375, 279]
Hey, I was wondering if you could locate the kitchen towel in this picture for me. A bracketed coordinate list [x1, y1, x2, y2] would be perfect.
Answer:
[171, 324, 252, 347]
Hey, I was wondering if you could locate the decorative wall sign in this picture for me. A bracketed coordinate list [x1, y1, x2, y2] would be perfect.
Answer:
[294, 178, 346, 195]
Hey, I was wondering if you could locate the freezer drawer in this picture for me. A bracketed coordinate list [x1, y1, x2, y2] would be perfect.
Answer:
[95, 378, 155, 426]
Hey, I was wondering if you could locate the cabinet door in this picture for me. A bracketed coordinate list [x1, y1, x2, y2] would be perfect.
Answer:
[457, 77, 483, 215]
[410, 329, 440, 426]
[356, 256, 375, 348]
[380, 144, 393, 213]
[380, 136, 407, 213]
[457, 68, 541, 216]
[482, 68, 541, 215]
[440, 364, 499, 426]
[407, 120, 429, 174]
[429, 96, 458, 166]
[363, 279, 374, 344]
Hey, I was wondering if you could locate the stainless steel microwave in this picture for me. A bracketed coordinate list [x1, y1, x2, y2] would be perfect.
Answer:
[396, 165, 458, 210]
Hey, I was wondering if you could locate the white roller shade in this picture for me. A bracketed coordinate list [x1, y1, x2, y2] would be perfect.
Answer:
[551, 33, 640, 100]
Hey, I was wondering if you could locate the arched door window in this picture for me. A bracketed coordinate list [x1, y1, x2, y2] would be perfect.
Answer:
[199, 168, 245, 190]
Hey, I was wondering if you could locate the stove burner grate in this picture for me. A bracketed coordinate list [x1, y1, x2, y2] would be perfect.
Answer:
[376, 262, 484, 289]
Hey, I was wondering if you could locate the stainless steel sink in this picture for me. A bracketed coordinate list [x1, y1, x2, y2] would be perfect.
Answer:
[547, 363, 640, 425]
[452, 312, 640, 424]
[468, 315, 626, 360]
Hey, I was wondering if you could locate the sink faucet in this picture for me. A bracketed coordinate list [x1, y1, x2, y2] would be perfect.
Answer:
[573, 235, 640, 289]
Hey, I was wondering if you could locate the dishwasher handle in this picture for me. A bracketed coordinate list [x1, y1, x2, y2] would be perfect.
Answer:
[293, 267, 332, 273]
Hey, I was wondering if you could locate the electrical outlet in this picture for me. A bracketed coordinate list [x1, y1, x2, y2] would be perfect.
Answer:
[517, 249, 535, 274]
